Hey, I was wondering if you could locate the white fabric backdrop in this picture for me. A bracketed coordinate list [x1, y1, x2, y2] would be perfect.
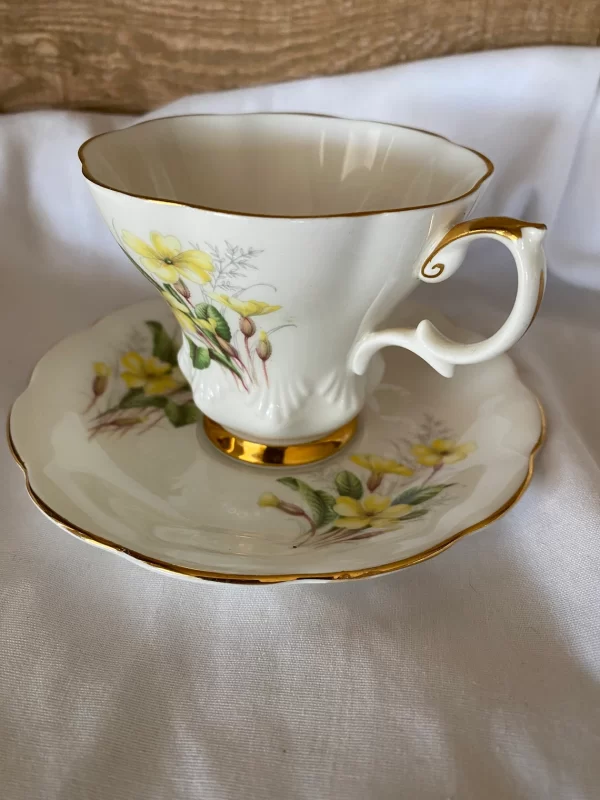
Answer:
[2, 47, 600, 799]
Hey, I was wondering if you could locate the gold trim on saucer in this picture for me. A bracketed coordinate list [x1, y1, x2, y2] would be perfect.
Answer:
[7, 402, 546, 584]
[202, 415, 358, 466]
[78, 112, 494, 220]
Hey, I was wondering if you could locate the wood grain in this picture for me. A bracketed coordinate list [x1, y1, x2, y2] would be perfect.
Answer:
[0, 0, 598, 112]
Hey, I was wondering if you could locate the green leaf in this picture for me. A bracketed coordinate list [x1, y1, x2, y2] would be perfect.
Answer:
[118, 388, 168, 410]
[164, 399, 201, 428]
[164, 283, 184, 303]
[399, 509, 428, 521]
[145, 321, 178, 366]
[194, 303, 231, 342]
[277, 477, 300, 491]
[188, 333, 241, 377]
[392, 484, 454, 506]
[334, 470, 364, 500]
[192, 345, 211, 369]
[276, 477, 330, 527]
[186, 335, 202, 363]
[316, 490, 339, 525]
[118, 388, 144, 407]
[297, 484, 329, 527]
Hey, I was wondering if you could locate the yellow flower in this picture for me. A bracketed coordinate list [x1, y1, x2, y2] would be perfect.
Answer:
[333, 495, 413, 530]
[198, 318, 219, 335]
[159, 290, 198, 334]
[122, 230, 213, 285]
[90, 361, 111, 402]
[93, 362, 111, 378]
[120, 351, 182, 396]
[161, 290, 187, 312]
[351, 454, 413, 491]
[258, 492, 281, 508]
[256, 330, 272, 361]
[351, 454, 413, 477]
[209, 294, 281, 317]
[172, 308, 198, 334]
[412, 439, 476, 467]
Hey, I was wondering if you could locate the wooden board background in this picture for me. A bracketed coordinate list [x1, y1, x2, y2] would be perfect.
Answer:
[0, 0, 598, 113]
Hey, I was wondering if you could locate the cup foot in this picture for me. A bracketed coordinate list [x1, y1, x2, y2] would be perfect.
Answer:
[202, 416, 358, 466]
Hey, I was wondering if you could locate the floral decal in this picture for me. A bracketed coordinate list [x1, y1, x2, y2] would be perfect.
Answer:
[349, 454, 413, 491]
[85, 320, 199, 437]
[332, 495, 414, 530]
[412, 439, 476, 467]
[120, 352, 182, 396]
[121, 231, 214, 285]
[257, 417, 476, 548]
[116, 228, 292, 394]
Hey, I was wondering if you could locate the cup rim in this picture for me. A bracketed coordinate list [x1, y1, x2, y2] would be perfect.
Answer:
[78, 111, 495, 219]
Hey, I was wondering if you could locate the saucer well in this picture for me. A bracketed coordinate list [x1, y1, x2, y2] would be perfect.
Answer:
[8, 300, 544, 584]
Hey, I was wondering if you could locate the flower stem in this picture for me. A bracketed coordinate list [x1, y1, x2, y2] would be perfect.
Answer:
[323, 525, 369, 545]
[92, 405, 121, 421]
[84, 399, 96, 414]
[421, 464, 443, 487]
[177, 286, 251, 391]
[232, 352, 252, 381]
[294, 513, 318, 546]
[244, 337, 257, 383]
[138, 410, 165, 434]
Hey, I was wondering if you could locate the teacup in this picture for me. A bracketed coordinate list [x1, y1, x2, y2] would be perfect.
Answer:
[79, 112, 545, 464]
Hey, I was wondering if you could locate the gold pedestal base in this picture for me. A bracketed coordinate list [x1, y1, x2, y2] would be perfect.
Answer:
[203, 416, 358, 467]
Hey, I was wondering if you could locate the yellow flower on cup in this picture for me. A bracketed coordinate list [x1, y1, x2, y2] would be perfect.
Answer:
[333, 495, 413, 530]
[160, 290, 197, 333]
[122, 230, 214, 284]
[173, 309, 198, 334]
[198, 318, 219, 335]
[209, 294, 281, 317]
[256, 330, 272, 361]
[412, 438, 476, 467]
[120, 351, 182, 396]
[161, 291, 187, 312]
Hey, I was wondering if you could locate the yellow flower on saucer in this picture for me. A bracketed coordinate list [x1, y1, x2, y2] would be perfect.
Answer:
[209, 294, 281, 317]
[351, 454, 413, 477]
[91, 361, 111, 401]
[412, 439, 476, 467]
[93, 361, 111, 378]
[120, 351, 181, 396]
[122, 230, 214, 284]
[333, 495, 413, 530]
[258, 492, 281, 508]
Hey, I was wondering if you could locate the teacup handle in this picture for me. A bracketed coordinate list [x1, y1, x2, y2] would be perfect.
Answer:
[350, 216, 546, 378]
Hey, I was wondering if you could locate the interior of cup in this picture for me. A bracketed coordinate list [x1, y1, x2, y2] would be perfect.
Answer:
[80, 113, 492, 217]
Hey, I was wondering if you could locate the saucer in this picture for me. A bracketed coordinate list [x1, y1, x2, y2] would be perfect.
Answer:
[9, 300, 544, 584]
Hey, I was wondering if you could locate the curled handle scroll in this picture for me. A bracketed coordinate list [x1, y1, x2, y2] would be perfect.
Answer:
[350, 216, 547, 378]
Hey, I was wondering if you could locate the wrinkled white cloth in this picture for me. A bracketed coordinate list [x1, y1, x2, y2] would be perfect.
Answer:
[2, 47, 600, 800]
